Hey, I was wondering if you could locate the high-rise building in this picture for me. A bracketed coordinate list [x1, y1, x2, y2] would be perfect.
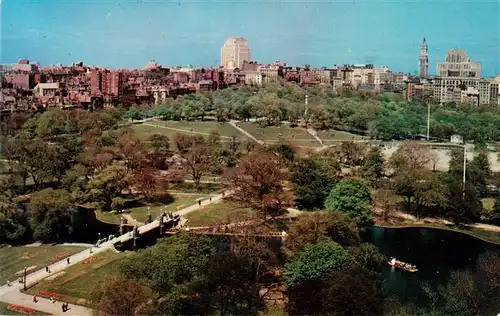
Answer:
[419, 38, 428, 78]
[436, 49, 481, 78]
[220, 37, 251, 69]
[433, 49, 482, 104]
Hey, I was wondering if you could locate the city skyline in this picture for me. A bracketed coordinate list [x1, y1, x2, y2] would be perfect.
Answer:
[2, 0, 499, 76]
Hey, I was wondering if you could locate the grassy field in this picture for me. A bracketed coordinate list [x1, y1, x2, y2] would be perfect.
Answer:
[316, 130, 368, 142]
[169, 181, 222, 194]
[129, 123, 177, 139]
[95, 193, 215, 225]
[147, 120, 246, 138]
[185, 201, 255, 227]
[482, 198, 495, 212]
[0, 245, 87, 285]
[26, 250, 126, 307]
[237, 122, 319, 146]
[0, 302, 50, 316]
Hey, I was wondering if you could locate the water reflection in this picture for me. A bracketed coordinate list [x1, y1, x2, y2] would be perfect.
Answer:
[362, 227, 500, 304]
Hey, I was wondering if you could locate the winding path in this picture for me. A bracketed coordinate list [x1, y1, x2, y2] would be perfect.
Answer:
[0, 192, 229, 316]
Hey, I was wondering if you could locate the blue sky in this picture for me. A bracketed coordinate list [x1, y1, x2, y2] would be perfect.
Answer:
[1, 0, 499, 76]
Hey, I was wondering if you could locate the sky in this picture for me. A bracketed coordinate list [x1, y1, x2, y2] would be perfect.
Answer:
[1, 0, 499, 76]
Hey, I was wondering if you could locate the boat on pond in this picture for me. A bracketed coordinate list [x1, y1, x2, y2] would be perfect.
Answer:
[388, 258, 418, 272]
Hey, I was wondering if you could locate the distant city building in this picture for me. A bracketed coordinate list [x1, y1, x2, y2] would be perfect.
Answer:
[436, 49, 481, 78]
[478, 77, 499, 106]
[419, 38, 429, 78]
[89, 69, 123, 97]
[220, 37, 251, 69]
[433, 49, 482, 104]
[407, 82, 433, 101]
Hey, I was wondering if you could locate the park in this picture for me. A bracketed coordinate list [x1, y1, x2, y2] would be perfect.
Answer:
[0, 83, 500, 315]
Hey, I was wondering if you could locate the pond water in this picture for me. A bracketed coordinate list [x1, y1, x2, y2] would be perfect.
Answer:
[361, 226, 500, 304]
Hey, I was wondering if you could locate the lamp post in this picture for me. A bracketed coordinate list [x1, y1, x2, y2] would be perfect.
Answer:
[426, 100, 431, 141]
[462, 143, 467, 198]
[23, 267, 27, 291]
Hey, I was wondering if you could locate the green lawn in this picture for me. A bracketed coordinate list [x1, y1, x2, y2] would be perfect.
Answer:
[0, 302, 50, 316]
[95, 193, 215, 225]
[482, 198, 495, 212]
[170, 181, 222, 194]
[27, 250, 126, 307]
[147, 120, 246, 139]
[316, 129, 367, 142]
[0, 245, 87, 285]
[185, 201, 256, 227]
[237, 122, 318, 146]
[129, 123, 177, 139]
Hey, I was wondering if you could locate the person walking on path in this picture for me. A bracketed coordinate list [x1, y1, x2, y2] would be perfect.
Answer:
[66, 257, 70, 264]
[50, 297, 55, 304]
[62, 303, 66, 312]
[33, 295, 38, 303]
[45, 266, 50, 273]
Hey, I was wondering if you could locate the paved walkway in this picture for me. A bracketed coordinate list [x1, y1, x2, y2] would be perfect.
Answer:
[306, 127, 325, 147]
[0, 192, 229, 315]
[229, 120, 264, 145]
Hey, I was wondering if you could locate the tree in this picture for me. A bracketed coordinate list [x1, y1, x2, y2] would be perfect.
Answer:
[291, 158, 338, 210]
[0, 199, 29, 244]
[131, 167, 167, 200]
[222, 150, 290, 219]
[337, 141, 366, 166]
[287, 267, 386, 316]
[194, 250, 262, 315]
[179, 136, 214, 190]
[360, 146, 384, 185]
[284, 240, 350, 286]
[148, 134, 170, 156]
[119, 233, 263, 315]
[389, 142, 430, 171]
[469, 150, 491, 198]
[429, 150, 440, 172]
[267, 141, 295, 166]
[28, 189, 79, 242]
[392, 169, 448, 216]
[87, 164, 130, 212]
[373, 188, 396, 220]
[115, 133, 151, 171]
[286, 211, 360, 257]
[324, 178, 372, 225]
[34, 108, 67, 138]
[94, 276, 154, 316]
[494, 197, 500, 218]
[444, 149, 483, 222]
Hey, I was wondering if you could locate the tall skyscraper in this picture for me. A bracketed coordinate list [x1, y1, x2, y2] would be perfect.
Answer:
[220, 37, 251, 69]
[419, 38, 428, 78]
[436, 49, 481, 78]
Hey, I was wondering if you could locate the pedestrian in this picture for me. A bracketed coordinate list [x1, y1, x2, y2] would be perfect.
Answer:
[66, 257, 70, 264]
[33, 295, 38, 303]
[89, 247, 93, 254]
[50, 296, 55, 304]
[6, 280, 11, 287]
[198, 200, 201, 207]
[45, 266, 49, 273]
[62, 303, 66, 312]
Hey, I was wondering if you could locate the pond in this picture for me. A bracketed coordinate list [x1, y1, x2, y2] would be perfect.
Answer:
[361, 226, 500, 304]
